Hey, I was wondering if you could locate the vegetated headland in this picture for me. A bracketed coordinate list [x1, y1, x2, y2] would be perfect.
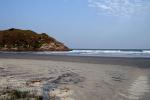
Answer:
[0, 28, 70, 51]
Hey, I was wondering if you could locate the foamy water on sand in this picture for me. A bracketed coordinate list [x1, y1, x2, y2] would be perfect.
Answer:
[128, 75, 149, 99]
[120, 75, 150, 100]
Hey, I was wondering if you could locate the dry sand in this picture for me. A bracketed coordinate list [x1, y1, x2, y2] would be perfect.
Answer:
[0, 58, 150, 100]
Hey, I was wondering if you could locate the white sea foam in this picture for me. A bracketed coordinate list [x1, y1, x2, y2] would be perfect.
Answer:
[67, 50, 150, 57]
[143, 50, 150, 54]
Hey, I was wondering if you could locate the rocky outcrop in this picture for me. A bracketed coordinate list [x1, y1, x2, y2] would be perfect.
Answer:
[0, 28, 70, 51]
[39, 43, 69, 51]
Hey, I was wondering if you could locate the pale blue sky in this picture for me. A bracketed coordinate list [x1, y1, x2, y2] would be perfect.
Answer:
[0, 0, 150, 49]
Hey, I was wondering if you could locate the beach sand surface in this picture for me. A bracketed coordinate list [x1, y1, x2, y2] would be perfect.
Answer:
[0, 58, 150, 100]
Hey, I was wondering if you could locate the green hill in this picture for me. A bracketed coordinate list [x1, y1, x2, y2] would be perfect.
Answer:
[0, 28, 69, 51]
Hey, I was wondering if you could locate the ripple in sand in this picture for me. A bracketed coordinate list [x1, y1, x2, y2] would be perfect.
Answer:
[127, 75, 149, 100]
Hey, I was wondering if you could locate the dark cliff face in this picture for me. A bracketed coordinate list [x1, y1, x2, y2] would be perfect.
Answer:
[0, 28, 70, 51]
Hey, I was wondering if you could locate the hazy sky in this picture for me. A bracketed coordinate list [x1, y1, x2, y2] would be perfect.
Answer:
[0, 0, 150, 49]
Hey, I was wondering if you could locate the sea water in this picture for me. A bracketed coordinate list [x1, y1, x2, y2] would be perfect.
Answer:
[0, 49, 150, 58]
[33, 49, 150, 58]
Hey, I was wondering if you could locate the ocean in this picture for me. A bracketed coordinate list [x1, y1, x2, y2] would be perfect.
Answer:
[1, 49, 150, 58]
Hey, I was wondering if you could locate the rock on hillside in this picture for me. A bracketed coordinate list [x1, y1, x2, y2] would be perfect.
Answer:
[0, 28, 70, 51]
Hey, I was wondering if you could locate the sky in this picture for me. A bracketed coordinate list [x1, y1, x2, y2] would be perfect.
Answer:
[0, 0, 150, 49]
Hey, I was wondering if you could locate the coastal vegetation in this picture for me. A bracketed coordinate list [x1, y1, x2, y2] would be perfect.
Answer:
[0, 28, 69, 51]
[0, 89, 43, 100]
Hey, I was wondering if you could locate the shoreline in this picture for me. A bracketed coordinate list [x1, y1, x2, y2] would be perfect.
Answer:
[0, 53, 150, 68]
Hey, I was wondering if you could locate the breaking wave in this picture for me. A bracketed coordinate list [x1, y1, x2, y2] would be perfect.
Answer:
[34, 49, 150, 58]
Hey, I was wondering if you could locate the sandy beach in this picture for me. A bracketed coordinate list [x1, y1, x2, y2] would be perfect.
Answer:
[0, 54, 150, 100]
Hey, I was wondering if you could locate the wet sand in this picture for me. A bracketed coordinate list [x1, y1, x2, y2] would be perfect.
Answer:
[0, 53, 150, 100]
